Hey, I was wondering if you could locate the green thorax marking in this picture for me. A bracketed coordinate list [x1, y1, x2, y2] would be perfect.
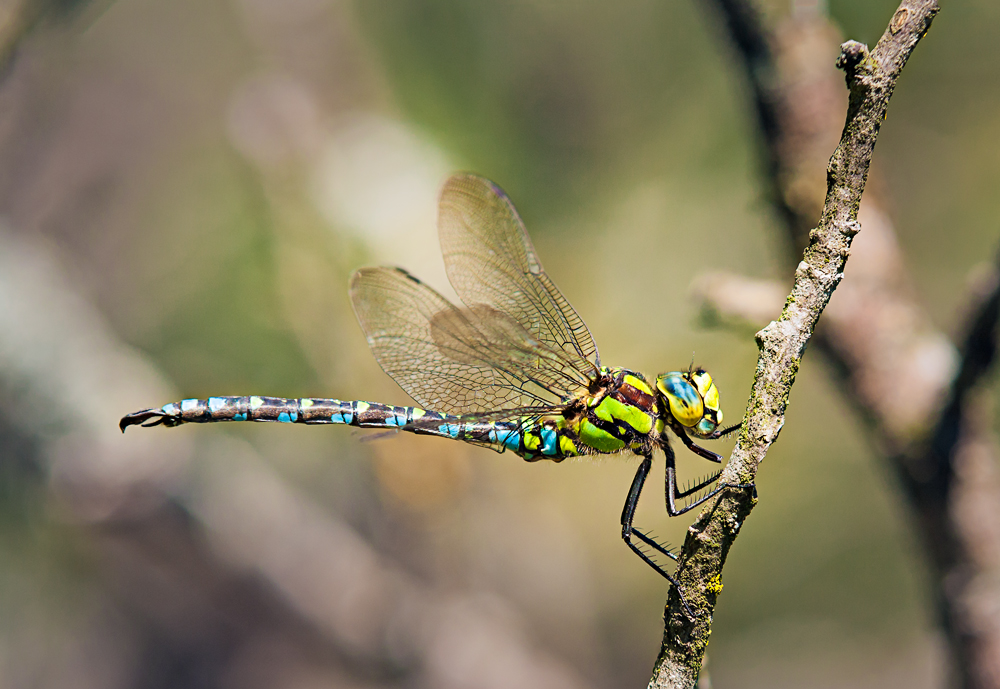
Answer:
[576, 368, 658, 454]
[509, 368, 661, 460]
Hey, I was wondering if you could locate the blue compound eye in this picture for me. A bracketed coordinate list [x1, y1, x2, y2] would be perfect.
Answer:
[656, 373, 704, 428]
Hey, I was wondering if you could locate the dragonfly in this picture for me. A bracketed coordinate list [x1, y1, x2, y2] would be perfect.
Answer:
[121, 173, 744, 612]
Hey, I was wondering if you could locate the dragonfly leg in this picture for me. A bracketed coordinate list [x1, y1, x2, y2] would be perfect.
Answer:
[621, 455, 695, 618]
[714, 422, 742, 438]
[673, 424, 724, 463]
[665, 440, 755, 516]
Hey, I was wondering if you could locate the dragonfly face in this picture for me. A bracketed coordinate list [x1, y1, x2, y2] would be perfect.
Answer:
[655, 370, 723, 439]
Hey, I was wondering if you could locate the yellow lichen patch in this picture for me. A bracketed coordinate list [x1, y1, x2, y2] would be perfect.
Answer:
[706, 573, 724, 596]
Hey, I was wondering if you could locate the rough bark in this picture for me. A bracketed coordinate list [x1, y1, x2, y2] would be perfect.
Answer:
[647, 2, 940, 686]
[699, 0, 1000, 686]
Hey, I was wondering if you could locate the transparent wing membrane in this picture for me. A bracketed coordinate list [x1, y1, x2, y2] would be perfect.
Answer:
[350, 267, 584, 414]
[438, 175, 600, 376]
[349, 174, 601, 415]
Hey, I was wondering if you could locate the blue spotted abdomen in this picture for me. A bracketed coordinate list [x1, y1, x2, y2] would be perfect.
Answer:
[127, 396, 566, 459]
[157, 395, 420, 427]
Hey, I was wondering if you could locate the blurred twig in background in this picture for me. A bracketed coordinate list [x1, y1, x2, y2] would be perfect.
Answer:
[648, 1, 939, 686]
[695, 1, 1000, 687]
[0, 0, 100, 75]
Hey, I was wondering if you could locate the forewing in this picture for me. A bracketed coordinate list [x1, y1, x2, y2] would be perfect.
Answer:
[350, 266, 583, 414]
[438, 175, 601, 389]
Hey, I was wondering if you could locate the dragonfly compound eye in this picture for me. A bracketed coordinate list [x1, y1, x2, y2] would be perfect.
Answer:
[656, 372, 704, 428]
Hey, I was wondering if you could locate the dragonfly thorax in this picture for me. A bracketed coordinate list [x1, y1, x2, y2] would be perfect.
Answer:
[655, 369, 723, 439]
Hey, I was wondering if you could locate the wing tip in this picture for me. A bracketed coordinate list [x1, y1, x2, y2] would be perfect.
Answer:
[442, 172, 509, 202]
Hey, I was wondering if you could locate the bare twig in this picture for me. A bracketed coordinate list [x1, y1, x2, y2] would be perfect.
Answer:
[647, 3, 939, 687]
[702, 1, 1000, 687]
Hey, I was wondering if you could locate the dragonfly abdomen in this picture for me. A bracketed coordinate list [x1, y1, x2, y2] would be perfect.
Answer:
[121, 397, 523, 452]
[119, 396, 587, 462]
[120, 396, 443, 430]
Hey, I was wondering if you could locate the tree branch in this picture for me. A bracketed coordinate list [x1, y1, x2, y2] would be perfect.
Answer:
[647, 3, 939, 687]
[698, 0, 1000, 686]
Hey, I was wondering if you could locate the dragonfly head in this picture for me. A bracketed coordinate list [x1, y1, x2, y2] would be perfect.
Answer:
[655, 369, 723, 438]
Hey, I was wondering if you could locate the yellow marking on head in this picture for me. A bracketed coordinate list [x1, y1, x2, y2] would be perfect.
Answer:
[703, 385, 720, 412]
[691, 370, 712, 393]
[692, 371, 720, 410]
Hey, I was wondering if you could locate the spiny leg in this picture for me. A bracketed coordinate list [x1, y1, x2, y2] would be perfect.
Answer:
[665, 435, 755, 517]
[620, 455, 695, 618]
[621, 457, 676, 560]
[714, 422, 742, 438]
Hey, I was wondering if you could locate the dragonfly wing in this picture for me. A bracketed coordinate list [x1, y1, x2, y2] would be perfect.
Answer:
[350, 266, 581, 414]
[438, 175, 601, 385]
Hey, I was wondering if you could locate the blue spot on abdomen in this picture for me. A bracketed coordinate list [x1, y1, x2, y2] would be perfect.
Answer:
[540, 427, 557, 455]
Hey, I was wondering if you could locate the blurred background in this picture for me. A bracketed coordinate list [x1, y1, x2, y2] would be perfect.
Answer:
[0, 0, 996, 687]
